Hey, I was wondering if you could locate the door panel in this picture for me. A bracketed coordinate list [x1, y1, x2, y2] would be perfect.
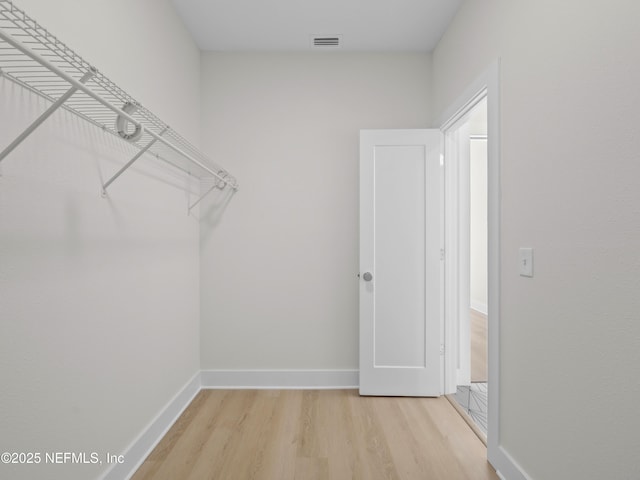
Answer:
[359, 129, 443, 397]
[374, 145, 426, 368]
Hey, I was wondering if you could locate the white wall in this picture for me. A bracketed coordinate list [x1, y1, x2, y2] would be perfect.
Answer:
[433, 1, 640, 478]
[199, 53, 431, 371]
[0, 1, 201, 479]
[470, 138, 487, 313]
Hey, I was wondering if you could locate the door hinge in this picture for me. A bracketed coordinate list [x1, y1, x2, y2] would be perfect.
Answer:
[439, 344, 445, 356]
[440, 248, 445, 261]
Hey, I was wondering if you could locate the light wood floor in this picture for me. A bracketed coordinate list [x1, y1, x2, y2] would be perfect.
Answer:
[132, 389, 498, 480]
[471, 309, 488, 383]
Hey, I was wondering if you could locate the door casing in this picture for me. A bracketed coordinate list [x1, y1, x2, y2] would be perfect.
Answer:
[439, 60, 507, 475]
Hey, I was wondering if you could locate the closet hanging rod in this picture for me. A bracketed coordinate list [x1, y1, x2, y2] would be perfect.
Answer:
[0, 26, 235, 190]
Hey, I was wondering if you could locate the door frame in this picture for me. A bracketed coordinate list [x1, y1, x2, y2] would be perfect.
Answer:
[443, 118, 472, 389]
[439, 60, 509, 475]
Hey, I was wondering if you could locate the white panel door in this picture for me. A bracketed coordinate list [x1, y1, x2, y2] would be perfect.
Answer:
[359, 129, 443, 397]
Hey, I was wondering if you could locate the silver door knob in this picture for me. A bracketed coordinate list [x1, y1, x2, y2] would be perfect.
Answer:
[362, 272, 373, 282]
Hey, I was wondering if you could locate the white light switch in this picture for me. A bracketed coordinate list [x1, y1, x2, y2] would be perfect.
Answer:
[519, 248, 533, 277]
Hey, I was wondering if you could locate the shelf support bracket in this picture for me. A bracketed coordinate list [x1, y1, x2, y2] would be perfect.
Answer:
[101, 127, 168, 196]
[0, 68, 95, 163]
[188, 172, 230, 214]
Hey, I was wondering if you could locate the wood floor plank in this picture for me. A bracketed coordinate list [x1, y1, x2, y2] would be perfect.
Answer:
[250, 389, 300, 480]
[374, 396, 456, 479]
[326, 390, 364, 479]
[197, 390, 278, 480]
[132, 389, 499, 480]
[351, 393, 404, 480]
[294, 457, 329, 480]
[410, 396, 495, 480]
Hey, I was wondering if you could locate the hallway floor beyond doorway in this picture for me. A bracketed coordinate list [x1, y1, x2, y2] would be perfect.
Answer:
[454, 383, 488, 437]
[471, 309, 488, 382]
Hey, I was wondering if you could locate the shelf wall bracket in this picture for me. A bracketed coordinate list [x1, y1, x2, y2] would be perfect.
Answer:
[101, 126, 168, 197]
[0, 68, 95, 163]
[187, 172, 233, 214]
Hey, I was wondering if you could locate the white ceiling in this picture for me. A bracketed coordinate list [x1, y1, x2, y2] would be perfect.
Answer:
[171, 0, 463, 52]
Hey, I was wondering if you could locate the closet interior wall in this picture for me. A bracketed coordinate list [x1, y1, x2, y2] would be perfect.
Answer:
[0, 1, 202, 479]
[199, 52, 432, 373]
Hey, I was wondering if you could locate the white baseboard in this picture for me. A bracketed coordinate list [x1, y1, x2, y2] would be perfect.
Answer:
[100, 372, 201, 480]
[200, 369, 359, 389]
[471, 300, 488, 315]
[490, 445, 531, 480]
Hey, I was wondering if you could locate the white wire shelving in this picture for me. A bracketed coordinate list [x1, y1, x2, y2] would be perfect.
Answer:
[0, 0, 237, 208]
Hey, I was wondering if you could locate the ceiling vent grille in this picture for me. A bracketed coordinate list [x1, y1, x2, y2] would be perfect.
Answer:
[311, 35, 342, 49]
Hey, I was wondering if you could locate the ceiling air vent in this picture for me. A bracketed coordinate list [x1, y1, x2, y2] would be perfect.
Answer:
[310, 35, 342, 49]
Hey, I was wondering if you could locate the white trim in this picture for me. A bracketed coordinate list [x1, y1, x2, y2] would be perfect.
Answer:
[439, 85, 488, 132]
[100, 372, 202, 480]
[201, 369, 359, 389]
[470, 301, 488, 316]
[443, 118, 473, 392]
[440, 59, 529, 480]
[495, 445, 531, 480]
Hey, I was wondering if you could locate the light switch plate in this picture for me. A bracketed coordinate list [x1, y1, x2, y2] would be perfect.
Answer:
[519, 248, 533, 277]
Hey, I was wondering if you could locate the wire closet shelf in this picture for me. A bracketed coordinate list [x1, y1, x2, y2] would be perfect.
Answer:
[0, 0, 238, 202]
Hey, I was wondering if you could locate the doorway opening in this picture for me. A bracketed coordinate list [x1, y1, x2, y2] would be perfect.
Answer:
[454, 98, 488, 437]
[442, 93, 489, 442]
[438, 61, 505, 474]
